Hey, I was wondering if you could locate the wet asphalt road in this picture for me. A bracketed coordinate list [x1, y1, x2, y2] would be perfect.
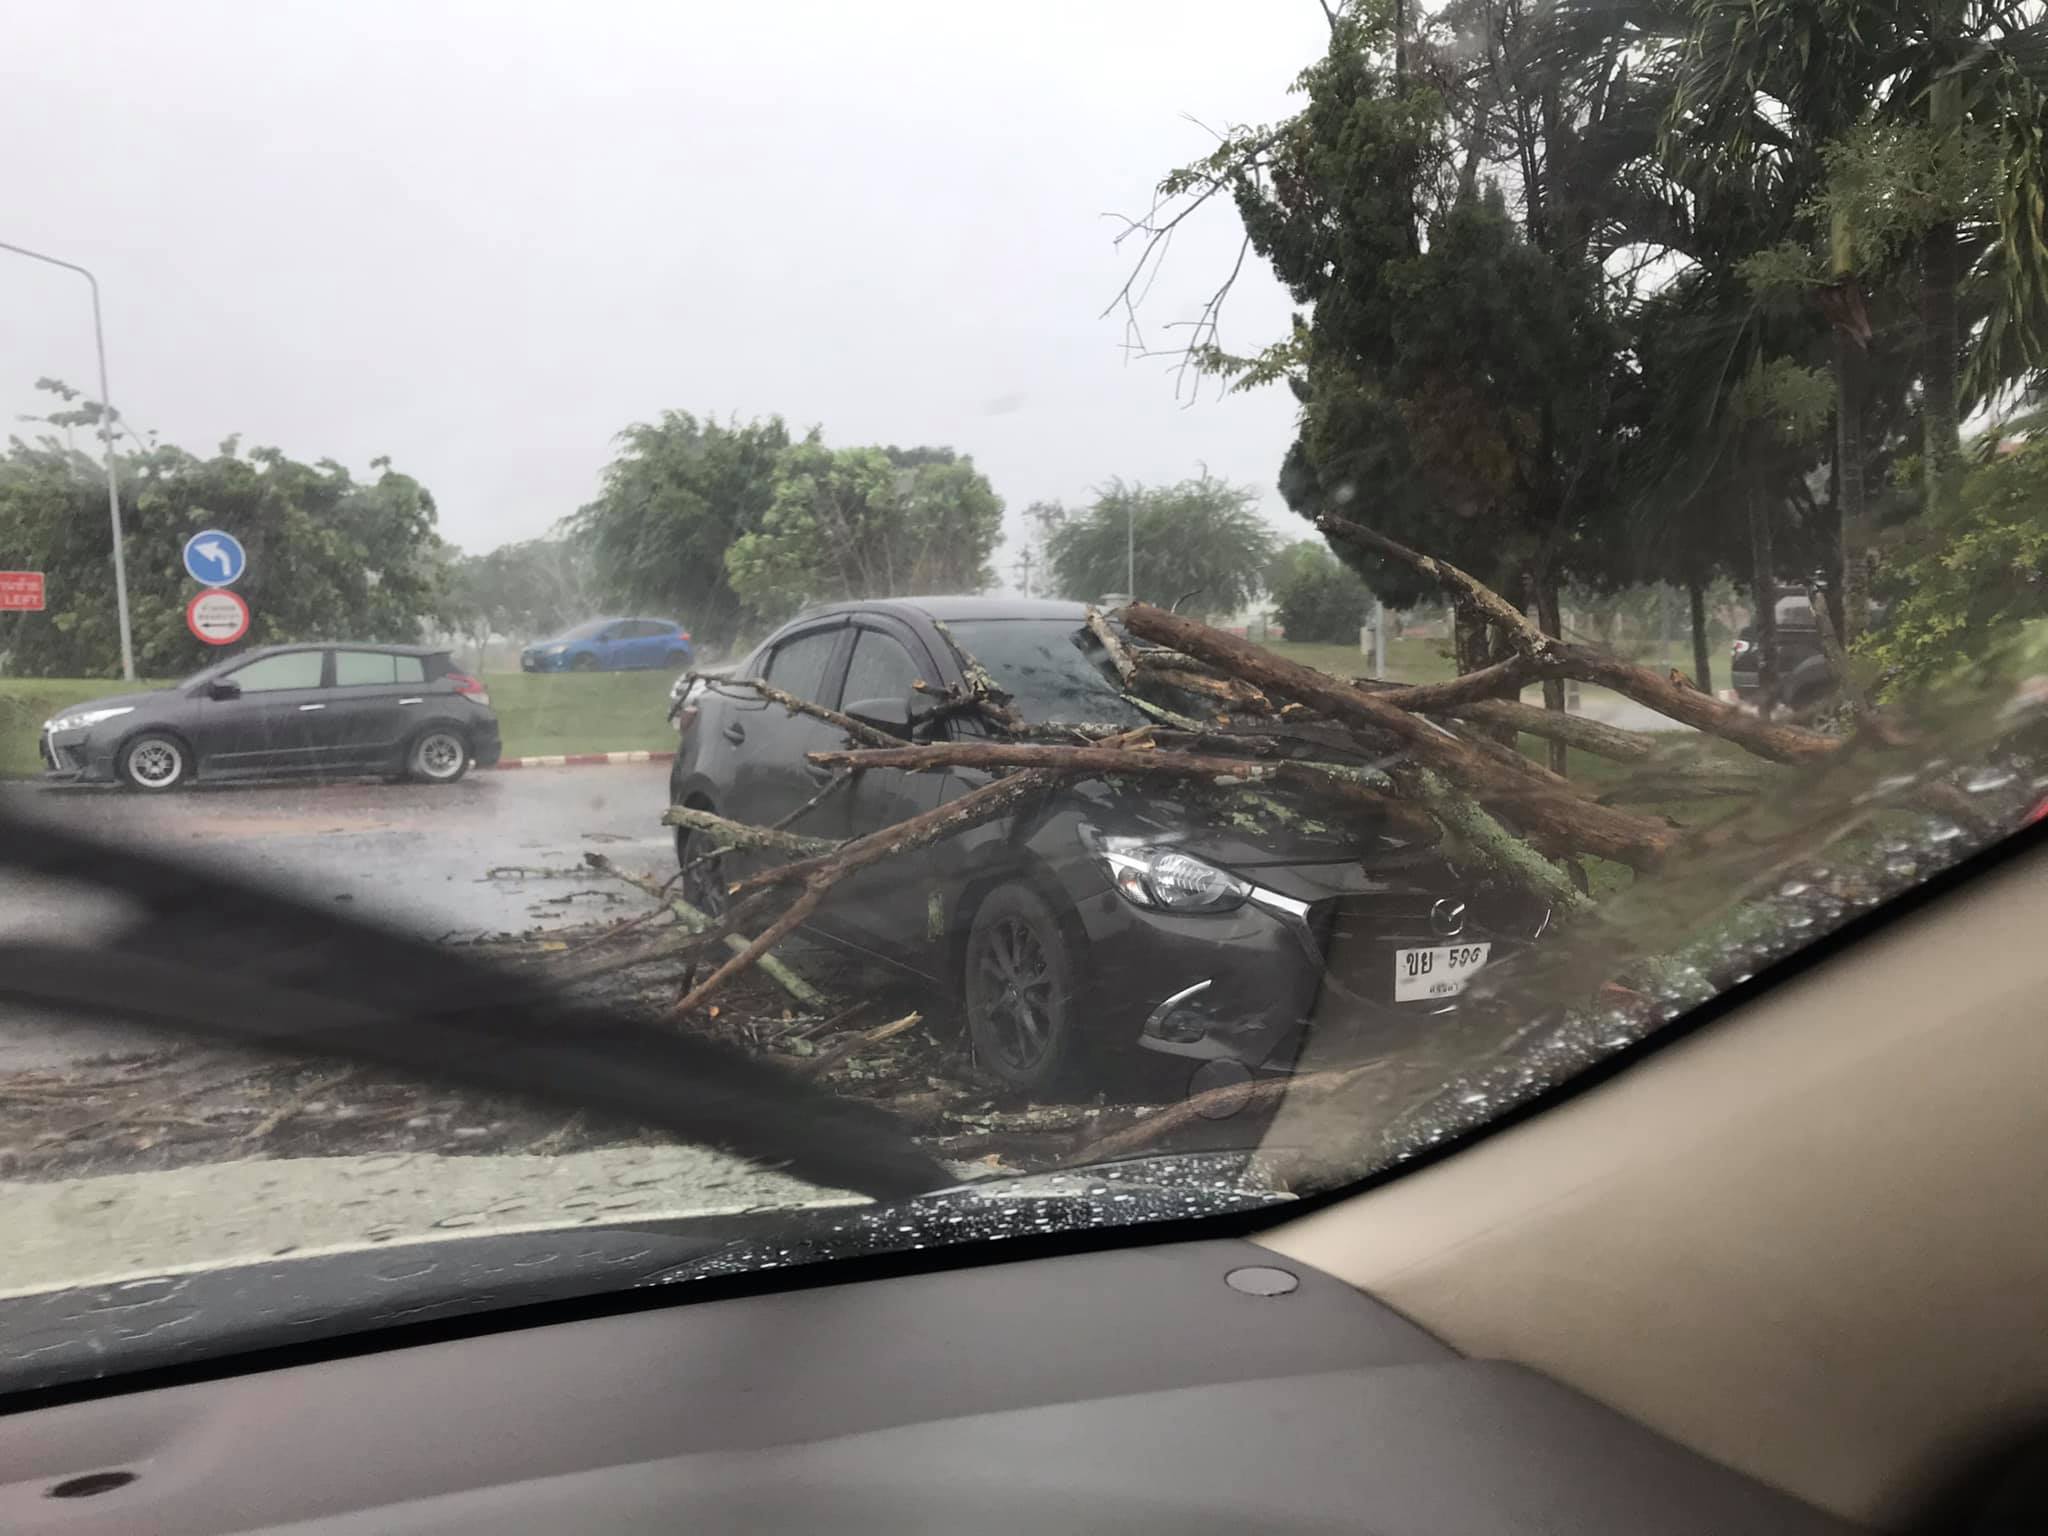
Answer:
[0, 764, 677, 1070]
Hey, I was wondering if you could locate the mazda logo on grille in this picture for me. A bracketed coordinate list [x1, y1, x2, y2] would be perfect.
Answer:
[1429, 898, 1468, 937]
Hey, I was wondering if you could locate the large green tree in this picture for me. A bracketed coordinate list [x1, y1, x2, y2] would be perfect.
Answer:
[0, 417, 445, 679]
[724, 441, 1003, 624]
[570, 412, 792, 652]
[444, 537, 591, 648]
[1268, 539, 1376, 643]
[1046, 475, 1276, 617]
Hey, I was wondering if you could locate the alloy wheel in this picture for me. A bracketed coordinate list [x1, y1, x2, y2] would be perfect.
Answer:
[415, 732, 466, 780]
[125, 738, 184, 790]
[973, 915, 1057, 1073]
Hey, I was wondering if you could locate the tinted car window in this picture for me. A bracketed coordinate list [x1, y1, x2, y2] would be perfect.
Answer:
[842, 630, 926, 709]
[635, 620, 674, 639]
[226, 651, 323, 692]
[761, 629, 839, 703]
[334, 651, 427, 686]
[944, 619, 1143, 727]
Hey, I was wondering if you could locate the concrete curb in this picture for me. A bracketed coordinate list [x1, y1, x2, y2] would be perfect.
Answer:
[487, 749, 675, 770]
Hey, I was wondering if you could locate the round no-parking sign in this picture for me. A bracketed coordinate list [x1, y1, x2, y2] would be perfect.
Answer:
[187, 588, 251, 645]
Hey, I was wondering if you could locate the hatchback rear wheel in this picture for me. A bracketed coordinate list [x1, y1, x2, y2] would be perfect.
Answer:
[408, 728, 470, 784]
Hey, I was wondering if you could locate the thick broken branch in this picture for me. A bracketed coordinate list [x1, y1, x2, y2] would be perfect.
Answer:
[1317, 516, 1841, 766]
[1547, 644, 1840, 765]
[1439, 698, 1660, 763]
[1367, 655, 1539, 711]
[1086, 606, 1137, 684]
[1120, 604, 1676, 870]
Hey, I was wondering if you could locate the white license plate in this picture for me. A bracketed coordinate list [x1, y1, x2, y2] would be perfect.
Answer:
[1393, 942, 1491, 1002]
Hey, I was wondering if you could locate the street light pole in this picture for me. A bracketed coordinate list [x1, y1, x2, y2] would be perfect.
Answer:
[0, 239, 137, 681]
[1126, 500, 1135, 601]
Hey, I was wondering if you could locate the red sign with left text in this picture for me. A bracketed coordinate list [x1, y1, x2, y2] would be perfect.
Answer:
[0, 571, 46, 612]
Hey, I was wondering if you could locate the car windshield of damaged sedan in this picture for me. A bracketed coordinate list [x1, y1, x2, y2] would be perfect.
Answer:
[5, 0, 2048, 1397]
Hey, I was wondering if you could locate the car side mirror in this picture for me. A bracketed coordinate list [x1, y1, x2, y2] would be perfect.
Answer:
[844, 696, 923, 740]
[205, 680, 242, 701]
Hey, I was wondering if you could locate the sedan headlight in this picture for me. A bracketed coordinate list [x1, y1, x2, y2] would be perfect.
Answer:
[45, 705, 135, 733]
[1083, 831, 1251, 914]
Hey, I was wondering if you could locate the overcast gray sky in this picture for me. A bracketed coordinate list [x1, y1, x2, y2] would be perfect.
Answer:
[3, 1, 1325, 581]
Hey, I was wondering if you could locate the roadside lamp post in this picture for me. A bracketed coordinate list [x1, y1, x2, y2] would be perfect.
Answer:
[0, 240, 137, 681]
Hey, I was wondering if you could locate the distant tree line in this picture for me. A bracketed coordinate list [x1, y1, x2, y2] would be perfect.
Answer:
[0, 381, 444, 678]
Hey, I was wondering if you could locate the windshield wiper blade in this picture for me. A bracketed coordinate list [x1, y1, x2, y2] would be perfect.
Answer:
[0, 808, 949, 1200]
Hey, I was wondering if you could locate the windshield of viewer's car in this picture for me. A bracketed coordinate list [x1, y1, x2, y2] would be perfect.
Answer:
[7, 0, 2048, 1398]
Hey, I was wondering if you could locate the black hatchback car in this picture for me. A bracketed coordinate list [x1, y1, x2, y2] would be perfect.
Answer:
[668, 598, 1548, 1091]
[39, 643, 502, 791]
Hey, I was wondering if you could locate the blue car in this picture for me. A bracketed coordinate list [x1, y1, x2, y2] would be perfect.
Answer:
[521, 617, 693, 673]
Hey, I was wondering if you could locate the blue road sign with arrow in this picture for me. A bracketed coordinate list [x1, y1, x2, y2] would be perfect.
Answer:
[182, 529, 247, 587]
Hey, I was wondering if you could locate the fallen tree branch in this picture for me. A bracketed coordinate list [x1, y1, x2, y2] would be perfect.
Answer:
[1546, 643, 1841, 764]
[792, 1010, 923, 1078]
[806, 741, 1409, 815]
[688, 672, 900, 749]
[581, 853, 829, 1009]
[660, 804, 840, 857]
[1365, 655, 1539, 711]
[1399, 769, 1588, 912]
[678, 770, 1063, 1015]
[1064, 1063, 1379, 1165]
[1087, 606, 1137, 684]
[1318, 515, 1559, 660]
[1119, 603, 1676, 870]
[1318, 516, 1841, 766]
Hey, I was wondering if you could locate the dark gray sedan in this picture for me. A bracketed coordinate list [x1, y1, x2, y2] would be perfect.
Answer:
[38, 643, 503, 791]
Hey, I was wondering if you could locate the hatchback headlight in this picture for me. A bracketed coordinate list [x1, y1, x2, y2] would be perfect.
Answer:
[1082, 831, 1251, 914]
[46, 705, 134, 732]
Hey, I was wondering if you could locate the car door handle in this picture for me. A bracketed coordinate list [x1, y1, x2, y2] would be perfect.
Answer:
[399, 697, 424, 706]
[723, 723, 746, 745]
[298, 703, 327, 712]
